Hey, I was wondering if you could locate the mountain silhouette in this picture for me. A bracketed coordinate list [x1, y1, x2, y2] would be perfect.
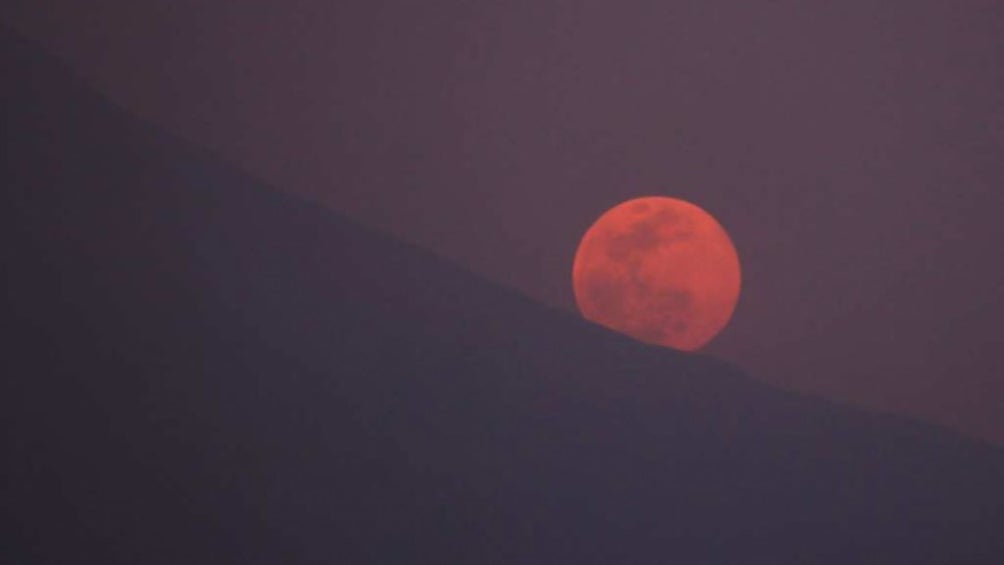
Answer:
[4, 28, 1003, 564]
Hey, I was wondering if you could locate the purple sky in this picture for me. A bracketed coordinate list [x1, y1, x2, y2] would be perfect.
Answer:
[8, 0, 1004, 442]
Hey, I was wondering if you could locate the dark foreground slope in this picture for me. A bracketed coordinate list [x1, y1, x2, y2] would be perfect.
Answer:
[4, 29, 1003, 564]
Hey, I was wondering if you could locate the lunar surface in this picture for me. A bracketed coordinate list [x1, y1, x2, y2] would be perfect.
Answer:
[572, 196, 741, 351]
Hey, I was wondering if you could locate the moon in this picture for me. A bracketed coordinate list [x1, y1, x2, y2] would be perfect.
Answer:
[572, 196, 741, 351]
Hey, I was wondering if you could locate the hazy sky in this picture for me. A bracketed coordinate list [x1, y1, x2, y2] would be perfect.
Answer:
[7, 0, 1004, 442]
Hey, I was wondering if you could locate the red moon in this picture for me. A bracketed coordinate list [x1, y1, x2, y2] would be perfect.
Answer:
[572, 196, 741, 351]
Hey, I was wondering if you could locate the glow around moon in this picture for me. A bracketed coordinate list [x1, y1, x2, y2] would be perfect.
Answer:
[572, 196, 741, 351]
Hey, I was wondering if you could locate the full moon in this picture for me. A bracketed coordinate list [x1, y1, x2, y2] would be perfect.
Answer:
[572, 196, 741, 351]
